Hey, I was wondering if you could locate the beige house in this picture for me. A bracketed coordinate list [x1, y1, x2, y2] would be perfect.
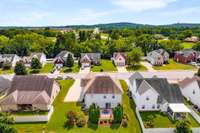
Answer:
[0, 75, 60, 112]
[112, 52, 127, 66]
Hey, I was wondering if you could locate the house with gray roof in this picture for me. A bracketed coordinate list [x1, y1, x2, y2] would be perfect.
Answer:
[0, 75, 60, 112]
[129, 72, 190, 120]
[0, 54, 21, 67]
[54, 51, 74, 69]
[81, 74, 123, 109]
[147, 49, 169, 66]
[22, 52, 46, 67]
[179, 76, 200, 108]
[80, 53, 101, 68]
[0, 76, 11, 97]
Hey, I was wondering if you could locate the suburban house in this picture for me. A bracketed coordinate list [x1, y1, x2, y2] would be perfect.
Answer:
[112, 52, 126, 66]
[80, 74, 123, 109]
[146, 49, 169, 66]
[80, 53, 101, 68]
[0, 75, 60, 112]
[184, 36, 199, 43]
[0, 54, 21, 67]
[174, 49, 197, 64]
[129, 72, 190, 120]
[22, 53, 47, 67]
[179, 76, 200, 108]
[54, 51, 74, 69]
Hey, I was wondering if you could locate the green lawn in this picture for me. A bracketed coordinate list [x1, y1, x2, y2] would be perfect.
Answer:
[0, 68, 14, 74]
[184, 99, 200, 116]
[181, 42, 196, 49]
[140, 111, 200, 128]
[126, 64, 148, 71]
[14, 79, 142, 133]
[91, 59, 117, 72]
[40, 63, 54, 73]
[61, 63, 80, 73]
[153, 59, 196, 70]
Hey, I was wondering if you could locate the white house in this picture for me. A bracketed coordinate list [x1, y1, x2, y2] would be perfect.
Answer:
[147, 49, 169, 66]
[22, 53, 46, 67]
[80, 53, 101, 69]
[81, 74, 123, 109]
[129, 72, 190, 120]
[179, 76, 200, 108]
[0, 54, 21, 67]
[54, 51, 74, 69]
[112, 52, 126, 67]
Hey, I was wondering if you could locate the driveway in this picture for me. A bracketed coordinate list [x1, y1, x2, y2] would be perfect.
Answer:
[64, 67, 90, 102]
[141, 61, 156, 72]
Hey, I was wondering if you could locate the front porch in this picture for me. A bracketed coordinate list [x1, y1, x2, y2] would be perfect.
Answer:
[167, 103, 191, 120]
[99, 109, 113, 126]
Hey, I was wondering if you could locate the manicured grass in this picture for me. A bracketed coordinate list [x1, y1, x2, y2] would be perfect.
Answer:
[40, 63, 54, 73]
[184, 99, 200, 116]
[0, 68, 14, 74]
[126, 64, 148, 71]
[61, 63, 80, 73]
[140, 111, 200, 128]
[181, 42, 196, 49]
[91, 59, 117, 72]
[14, 79, 142, 133]
[153, 59, 196, 70]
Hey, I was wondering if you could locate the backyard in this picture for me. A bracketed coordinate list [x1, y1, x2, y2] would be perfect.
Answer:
[181, 42, 196, 49]
[91, 59, 117, 72]
[153, 59, 196, 70]
[140, 111, 199, 128]
[14, 79, 142, 133]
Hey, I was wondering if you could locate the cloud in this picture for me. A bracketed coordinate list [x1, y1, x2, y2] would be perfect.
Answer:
[111, 0, 177, 12]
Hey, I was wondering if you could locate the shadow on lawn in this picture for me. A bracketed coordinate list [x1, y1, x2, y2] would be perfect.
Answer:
[63, 68, 72, 73]
[87, 122, 98, 130]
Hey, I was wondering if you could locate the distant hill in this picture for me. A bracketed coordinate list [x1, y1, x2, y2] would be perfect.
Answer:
[1, 22, 200, 30]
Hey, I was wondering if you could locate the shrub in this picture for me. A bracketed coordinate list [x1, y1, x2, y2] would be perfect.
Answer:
[14, 61, 27, 75]
[88, 104, 100, 124]
[30, 69, 40, 74]
[112, 104, 123, 123]
[65, 111, 78, 127]
[2, 61, 11, 70]
[76, 116, 86, 127]
[174, 120, 192, 133]
[31, 58, 42, 69]
[100, 69, 104, 72]
[121, 119, 128, 127]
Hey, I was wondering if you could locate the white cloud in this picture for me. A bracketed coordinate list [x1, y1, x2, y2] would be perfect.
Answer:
[111, 0, 176, 12]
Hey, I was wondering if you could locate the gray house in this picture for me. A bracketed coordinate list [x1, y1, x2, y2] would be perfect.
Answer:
[54, 51, 74, 69]
[147, 49, 169, 66]
[80, 53, 101, 68]
[0, 54, 21, 67]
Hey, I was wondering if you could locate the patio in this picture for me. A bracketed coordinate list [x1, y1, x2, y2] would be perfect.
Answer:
[167, 103, 191, 120]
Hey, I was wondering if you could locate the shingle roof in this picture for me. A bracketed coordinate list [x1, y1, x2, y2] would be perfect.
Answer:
[113, 52, 126, 60]
[0, 75, 57, 105]
[136, 78, 183, 104]
[80, 53, 101, 63]
[56, 51, 73, 58]
[179, 76, 200, 89]
[30, 52, 44, 60]
[0, 76, 11, 93]
[129, 72, 143, 86]
[82, 75, 123, 94]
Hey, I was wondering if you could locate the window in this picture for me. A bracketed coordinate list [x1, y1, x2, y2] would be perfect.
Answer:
[146, 97, 149, 101]
[142, 105, 145, 109]
[152, 105, 155, 109]
[112, 95, 115, 99]
[193, 90, 195, 94]
[157, 105, 160, 109]
[103, 96, 107, 99]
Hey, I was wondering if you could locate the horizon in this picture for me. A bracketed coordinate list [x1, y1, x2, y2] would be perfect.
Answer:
[0, 0, 200, 26]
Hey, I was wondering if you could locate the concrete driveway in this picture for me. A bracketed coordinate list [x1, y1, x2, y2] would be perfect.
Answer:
[141, 61, 156, 72]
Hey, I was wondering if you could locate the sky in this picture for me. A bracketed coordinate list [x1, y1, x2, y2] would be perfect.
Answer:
[0, 0, 200, 26]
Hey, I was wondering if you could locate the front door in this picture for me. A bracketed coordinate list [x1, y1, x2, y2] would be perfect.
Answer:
[105, 103, 111, 109]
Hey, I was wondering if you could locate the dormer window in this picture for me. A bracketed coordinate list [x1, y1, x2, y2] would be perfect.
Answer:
[152, 105, 155, 109]
[103, 96, 107, 99]
[112, 95, 115, 99]
[193, 90, 195, 94]
[142, 105, 145, 109]
[146, 97, 149, 101]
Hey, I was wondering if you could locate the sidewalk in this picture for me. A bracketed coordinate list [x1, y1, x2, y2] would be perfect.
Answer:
[141, 61, 157, 72]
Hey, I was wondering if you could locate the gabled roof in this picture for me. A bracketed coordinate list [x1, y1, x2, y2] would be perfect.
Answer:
[56, 51, 73, 58]
[0, 76, 11, 92]
[82, 75, 123, 94]
[0, 75, 56, 105]
[175, 49, 197, 57]
[0, 54, 18, 62]
[129, 72, 143, 86]
[148, 49, 169, 58]
[179, 76, 200, 89]
[113, 52, 126, 60]
[136, 78, 183, 104]
[30, 52, 45, 60]
[80, 53, 101, 63]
